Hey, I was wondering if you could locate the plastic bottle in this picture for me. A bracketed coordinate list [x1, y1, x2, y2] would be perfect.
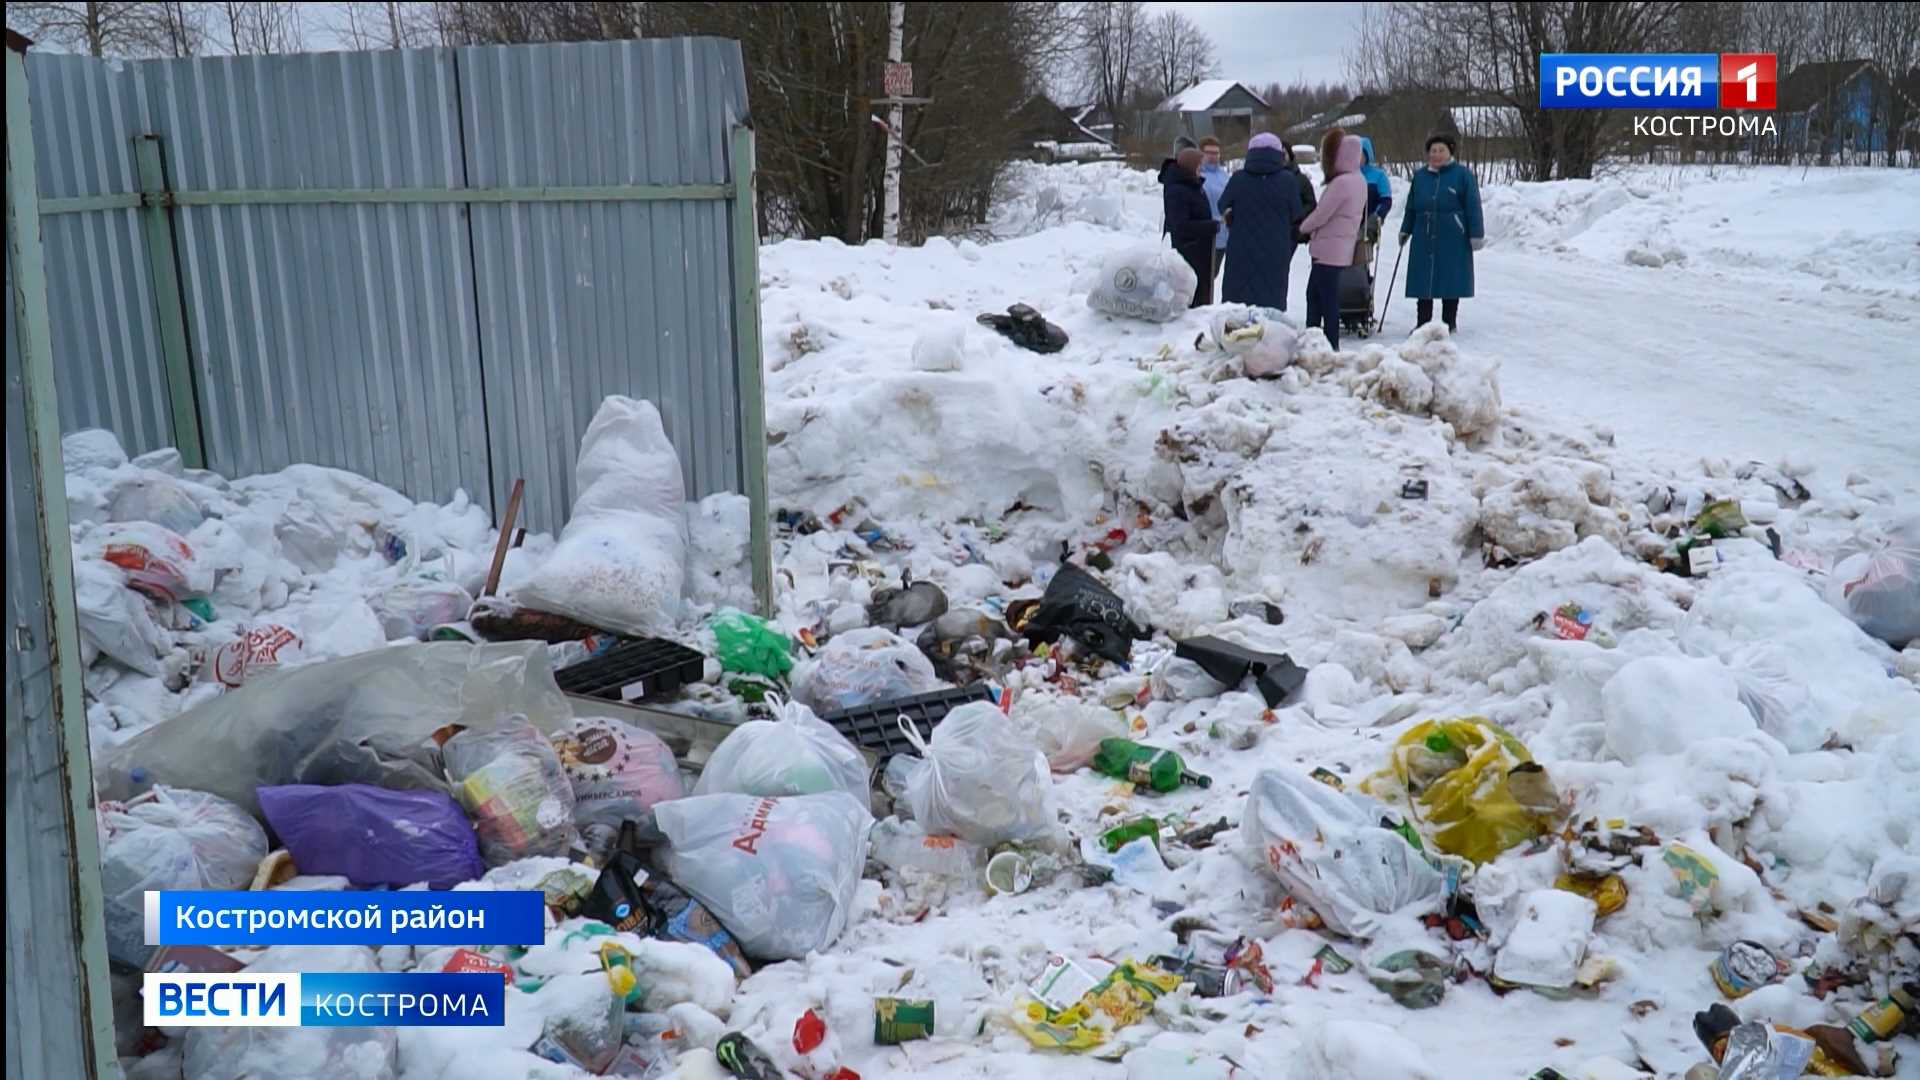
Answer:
[1090, 738, 1212, 791]
[869, 817, 988, 879]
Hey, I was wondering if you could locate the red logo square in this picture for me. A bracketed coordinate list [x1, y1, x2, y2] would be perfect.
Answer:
[1720, 53, 1776, 109]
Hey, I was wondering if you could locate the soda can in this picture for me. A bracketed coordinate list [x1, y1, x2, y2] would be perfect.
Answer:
[1709, 940, 1783, 999]
[1309, 766, 1344, 790]
[873, 997, 935, 1045]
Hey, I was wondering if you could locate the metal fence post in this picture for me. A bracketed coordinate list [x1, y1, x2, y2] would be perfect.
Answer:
[131, 133, 205, 469]
[729, 124, 772, 617]
[5, 30, 120, 1080]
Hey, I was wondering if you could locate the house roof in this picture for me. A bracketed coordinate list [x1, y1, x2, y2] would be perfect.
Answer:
[1158, 80, 1269, 113]
[1779, 59, 1878, 113]
[1448, 104, 1523, 137]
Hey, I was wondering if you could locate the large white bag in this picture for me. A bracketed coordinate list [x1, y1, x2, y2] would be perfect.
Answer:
[1010, 692, 1128, 773]
[1241, 767, 1443, 939]
[1826, 515, 1920, 648]
[184, 946, 396, 1080]
[100, 787, 268, 968]
[74, 558, 171, 675]
[900, 702, 1054, 846]
[513, 396, 688, 637]
[693, 696, 871, 810]
[1087, 244, 1198, 323]
[653, 791, 872, 961]
[1210, 308, 1299, 377]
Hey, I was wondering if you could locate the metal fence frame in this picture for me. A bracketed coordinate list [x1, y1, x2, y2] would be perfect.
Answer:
[6, 30, 120, 1080]
[29, 40, 770, 611]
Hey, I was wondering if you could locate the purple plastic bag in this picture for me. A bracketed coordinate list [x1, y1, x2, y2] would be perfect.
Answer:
[257, 783, 485, 889]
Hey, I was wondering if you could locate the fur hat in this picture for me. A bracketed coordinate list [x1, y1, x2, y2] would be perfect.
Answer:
[1425, 131, 1459, 156]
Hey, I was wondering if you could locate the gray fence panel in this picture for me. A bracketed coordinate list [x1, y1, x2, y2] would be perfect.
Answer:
[460, 38, 748, 530]
[126, 48, 491, 506]
[26, 53, 173, 457]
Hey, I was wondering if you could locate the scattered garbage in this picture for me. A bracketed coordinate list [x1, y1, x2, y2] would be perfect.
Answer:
[898, 702, 1054, 846]
[792, 626, 941, 714]
[1848, 982, 1917, 1042]
[1242, 767, 1443, 938]
[256, 784, 484, 889]
[978, 303, 1070, 354]
[511, 395, 688, 637]
[100, 787, 268, 968]
[583, 825, 754, 980]
[1011, 958, 1183, 1051]
[870, 816, 989, 881]
[1174, 636, 1307, 707]
[873, 997, 936, 1044]
[1492, 890, 1597, 991]
[1227, 598, 1285, 625]
[1086, 244, 1198, 323]
[986, 851, 1036, 895]
[1365, 717, 1556, 865]
[1017, 563, 1152, 666]
[443, 717, 579, 865]
[1661, 842, 1722, 916]
[693, 695, 871, 808]
[1362, 940, 1451, 1009]
[1101, 815, 1161, 853]
[653, 791, 872, 961]
[709, 609, 795, 678]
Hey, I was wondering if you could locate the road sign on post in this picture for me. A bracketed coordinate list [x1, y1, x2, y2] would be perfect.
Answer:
[884, 62, 913, 98]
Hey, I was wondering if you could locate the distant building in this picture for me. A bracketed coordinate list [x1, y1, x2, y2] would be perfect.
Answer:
[1776, 59, 1918, 158]
[1287, 93, 1525, 164]
[1147, 80, 1271, 148]
[1010, 95, 1117, 163]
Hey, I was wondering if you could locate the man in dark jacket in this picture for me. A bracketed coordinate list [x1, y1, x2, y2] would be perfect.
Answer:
[1216, 133, 1301, 311]
[1160, 147, 1219, 307]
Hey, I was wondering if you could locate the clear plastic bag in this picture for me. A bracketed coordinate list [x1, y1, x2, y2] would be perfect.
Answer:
[1826, 515, 1920, 648]
[513, 397, 688, 637]
[1086, 244, 1198, 323]
[110, 475, 205, 536]
[100, 642, 572, 818]
[692, 696, 871, 810]
[100, 787, 268, 967]
[443, 717, 578, 865]
[85, 521, 212, 604]
[1241, 767, 1443, 939]
[653, 791, 873, 961]
[371, 573, 474, 641]
[791, 627, 940, 714]
[900, 702, 1054, 846]
[551, 716, 686, 828]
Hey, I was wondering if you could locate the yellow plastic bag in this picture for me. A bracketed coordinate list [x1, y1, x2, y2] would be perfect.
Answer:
[1365, 717, 1554, 865]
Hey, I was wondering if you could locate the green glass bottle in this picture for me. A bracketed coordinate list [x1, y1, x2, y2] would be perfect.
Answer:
[1100, 815, 1161, 853]
[1091, 738, 1212, 792]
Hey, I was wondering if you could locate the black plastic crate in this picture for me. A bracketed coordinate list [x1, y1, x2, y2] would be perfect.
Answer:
[555, 638, 707, 702]
[816, 683, 996, 761]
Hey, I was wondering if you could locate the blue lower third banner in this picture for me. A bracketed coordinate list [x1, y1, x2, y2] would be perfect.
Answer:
[144, 972, 507, 1027]
[149, 890, 545, 947]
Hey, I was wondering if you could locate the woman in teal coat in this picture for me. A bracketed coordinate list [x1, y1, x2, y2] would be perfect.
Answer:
[1396, 133, 1484, 333]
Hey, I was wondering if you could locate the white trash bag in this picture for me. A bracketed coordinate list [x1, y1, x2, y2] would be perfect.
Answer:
[371, 573, 474, 641]
[100, 787, 268, 968]
[900, 701, 1054, 846]
[1087, 244, 1198, 324]
[1010, 692, 1128, 773]
[110, 475, 205, 536]
[693, 695, 871, 810]
[653, 791, 873, 961]
[791, 627, 940, 714]
[1826, 515, 1920, 648]
[1241, 767, 1443, 938]
[74, 558, 171, 676]
[513, 396, 688, 637]
[1210, 308, 1299, 378]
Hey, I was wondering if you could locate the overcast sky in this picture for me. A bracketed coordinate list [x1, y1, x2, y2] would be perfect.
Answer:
[1145, 2, 1366, 89]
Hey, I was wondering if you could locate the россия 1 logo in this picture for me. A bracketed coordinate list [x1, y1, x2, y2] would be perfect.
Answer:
[1540, 53, 1776, 109]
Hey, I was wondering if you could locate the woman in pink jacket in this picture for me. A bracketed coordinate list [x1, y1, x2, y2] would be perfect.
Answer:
[1296, 129, 1366, 350]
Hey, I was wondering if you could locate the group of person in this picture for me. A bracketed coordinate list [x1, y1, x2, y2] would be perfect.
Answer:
[1159, 128, 1484, 349]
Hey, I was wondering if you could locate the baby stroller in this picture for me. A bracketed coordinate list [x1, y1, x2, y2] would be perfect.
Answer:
[1339, 217, 1384, 340]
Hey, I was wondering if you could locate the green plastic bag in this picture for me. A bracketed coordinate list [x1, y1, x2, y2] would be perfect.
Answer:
[710, 610, 794, 678]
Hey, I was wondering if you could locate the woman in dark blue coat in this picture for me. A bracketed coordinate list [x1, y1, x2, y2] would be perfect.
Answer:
[1396, 132, 1484, 333]
[1216, 133, 1302, 312]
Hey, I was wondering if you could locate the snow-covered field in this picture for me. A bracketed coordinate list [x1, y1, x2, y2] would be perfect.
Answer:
[81, 160, 1919, 1080]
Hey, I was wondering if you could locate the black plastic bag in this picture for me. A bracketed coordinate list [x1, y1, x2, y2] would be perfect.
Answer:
[1174, 635, 1307, 707]
[1019, 564, 1151, 665]
[978, 303, 1069, 355]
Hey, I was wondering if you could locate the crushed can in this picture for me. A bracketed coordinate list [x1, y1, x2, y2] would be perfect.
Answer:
[1711, 940, 1785, 999]
[1309, 766, 1345, 790]
[1314, 944, 1354, 975]
[714, 1032, 783, 1080]
[874, 997, 935, 1045]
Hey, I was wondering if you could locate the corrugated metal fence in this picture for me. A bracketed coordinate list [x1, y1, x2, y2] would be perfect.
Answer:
[27, 39, 766, 545]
